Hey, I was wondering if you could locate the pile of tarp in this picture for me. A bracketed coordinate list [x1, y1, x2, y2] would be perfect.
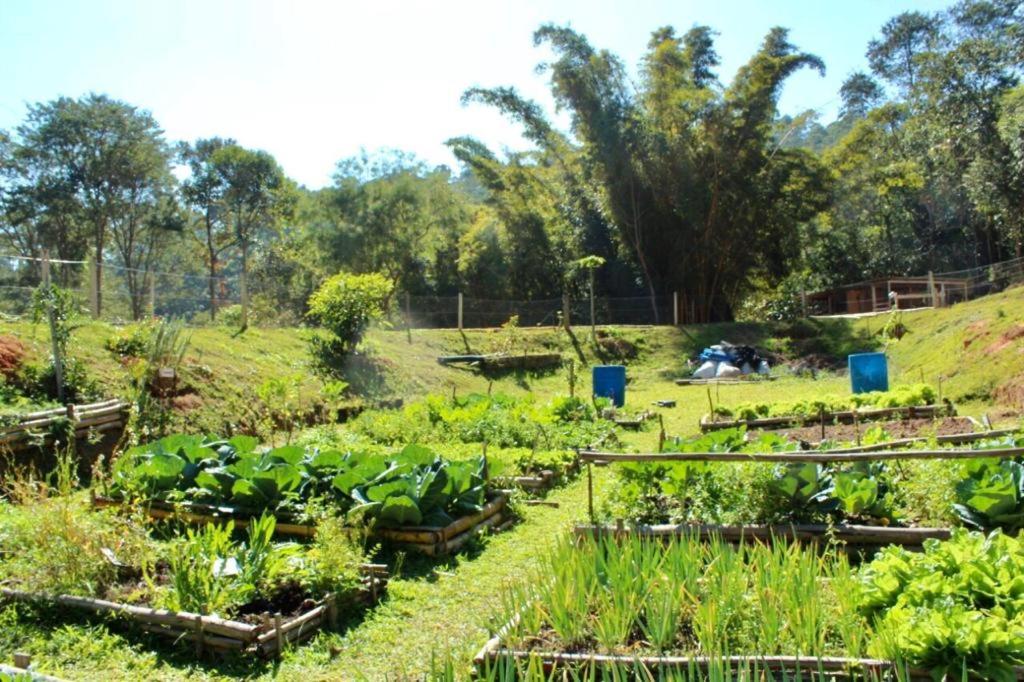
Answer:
[692, 342, 770, 379]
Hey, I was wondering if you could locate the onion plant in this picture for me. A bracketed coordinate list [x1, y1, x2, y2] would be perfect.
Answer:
[498, 534, 862, 660]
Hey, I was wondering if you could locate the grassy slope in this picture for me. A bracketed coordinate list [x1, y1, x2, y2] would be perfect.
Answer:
[1, 291, 1022, 679]
[848, 284, 1024, 411]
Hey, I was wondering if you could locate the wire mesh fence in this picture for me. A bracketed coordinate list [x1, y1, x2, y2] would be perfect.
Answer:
[0, 254, 240, 323]
[403, 294, 675, 329]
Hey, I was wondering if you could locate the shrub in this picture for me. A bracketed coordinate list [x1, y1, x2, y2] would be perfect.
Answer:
[307, 272, 393, 374]
[105, 322, 154, 358]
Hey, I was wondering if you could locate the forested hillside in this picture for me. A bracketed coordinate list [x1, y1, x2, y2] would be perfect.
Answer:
[2, 0, 1021, 326]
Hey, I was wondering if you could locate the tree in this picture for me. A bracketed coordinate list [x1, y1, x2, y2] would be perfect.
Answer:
[840, 72, 884, 119]
[12, 95, 172, 315]
[317, 150, 471, 296]
[179, 138, 238, 320]
[867, 11, 941, 97]
[466, 25, 831, 321]
[211, 145, 296, 328]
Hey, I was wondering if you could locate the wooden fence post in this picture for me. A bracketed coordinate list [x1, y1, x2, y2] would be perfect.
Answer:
[589, 272, 596, 337]
[457, 292, 463, 331]
[41, 250, 65, 403]
[673, 291, 679, 326]
[405, 291, 412, 344]
[88, 258, 99, 319]
[928, 271, 936, 307]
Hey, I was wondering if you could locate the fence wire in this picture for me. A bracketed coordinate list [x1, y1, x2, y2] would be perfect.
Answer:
[404, 294, 674, 329]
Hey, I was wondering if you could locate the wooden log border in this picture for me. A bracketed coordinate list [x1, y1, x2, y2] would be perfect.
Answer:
[700, 403, 953, 433]
[572, 522, 952, 548]
[0, 566, 387, 659]
[92, 493, 509, 556]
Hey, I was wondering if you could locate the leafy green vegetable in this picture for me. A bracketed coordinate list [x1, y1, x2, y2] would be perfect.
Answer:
[109, 436, 489, 528]
[954, 458, 1024, 533]
[714, 383, 938, 420]
[857, 529, 1024, 679]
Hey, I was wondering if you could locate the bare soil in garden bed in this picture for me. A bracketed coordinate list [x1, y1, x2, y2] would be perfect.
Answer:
[754, 416, 976, 442]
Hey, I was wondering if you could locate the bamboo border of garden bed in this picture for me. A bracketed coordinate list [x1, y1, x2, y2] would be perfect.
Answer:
[92, 493, 509, 556]
[473, 614, 1024, 681]
[0, 565, 387, 659]
[0, 399, 129, 453]
[572, 522, 951, 548]
[0, 663, 66, 681]
[699, 403, 952, 433]
[579, 445, 1024, 464]
[676, 376, 777, 386]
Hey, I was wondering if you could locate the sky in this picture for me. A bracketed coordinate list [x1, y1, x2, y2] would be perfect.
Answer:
[0, 0, 952, 189]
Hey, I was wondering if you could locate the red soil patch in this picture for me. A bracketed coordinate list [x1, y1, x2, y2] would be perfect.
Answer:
[171, 393, 203, 412]
[994, 375, 1024, 410]
[984, 324, 1024, 355]
[0, 335, 26, 380]
[963, 320, 990, 350]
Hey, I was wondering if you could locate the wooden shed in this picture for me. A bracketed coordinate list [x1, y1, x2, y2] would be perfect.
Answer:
[806, 275, 970, 315]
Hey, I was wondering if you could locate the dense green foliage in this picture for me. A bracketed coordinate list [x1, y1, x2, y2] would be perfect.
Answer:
[108, 435, 489, 528]
[352, 393, 609, 451]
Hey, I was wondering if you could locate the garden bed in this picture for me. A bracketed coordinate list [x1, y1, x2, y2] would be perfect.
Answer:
[476, 531, 1024, 681]
[761, 415, 978, 444]
[92, 493, 509, 556]
[700, 404, 954, 433]
[1, 564, 387, 657]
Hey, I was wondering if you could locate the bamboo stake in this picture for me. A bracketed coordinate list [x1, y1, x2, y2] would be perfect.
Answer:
[580, 446, 1024, 464]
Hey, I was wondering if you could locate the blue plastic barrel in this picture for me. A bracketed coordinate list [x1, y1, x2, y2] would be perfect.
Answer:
[593, 365, 626, 407]
[848, 352, 888, 394]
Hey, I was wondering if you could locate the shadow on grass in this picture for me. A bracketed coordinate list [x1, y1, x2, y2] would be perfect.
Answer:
[669, 318, 881, 368]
